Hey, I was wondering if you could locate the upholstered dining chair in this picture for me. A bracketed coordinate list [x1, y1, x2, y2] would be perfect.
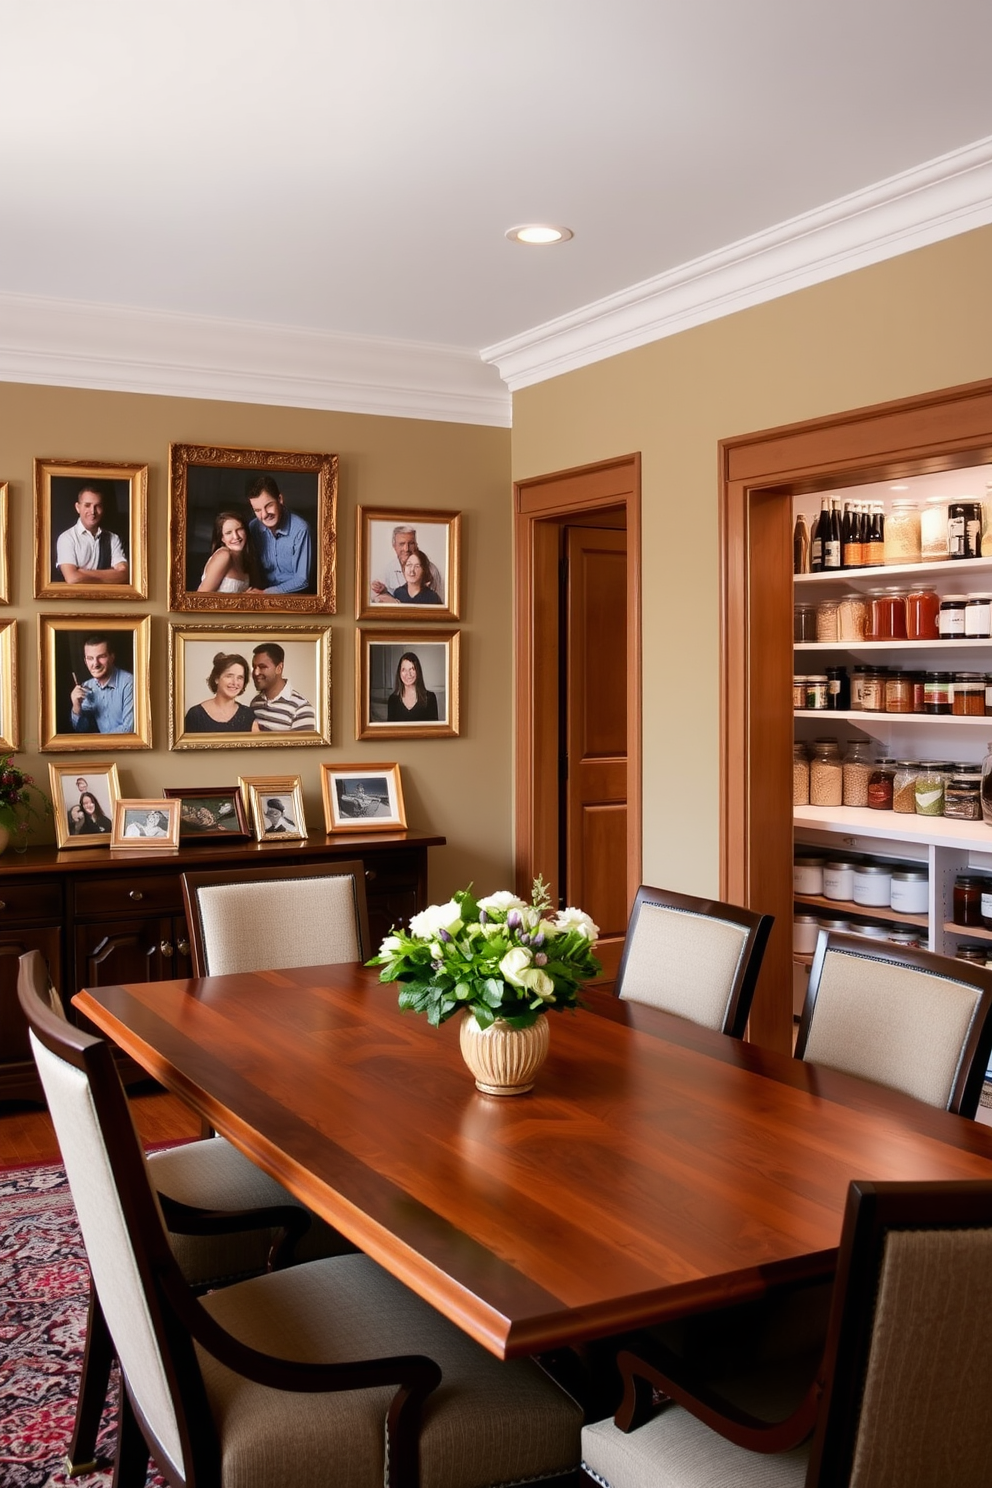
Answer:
[20, 974, 583, 1488]
[181, 858, 371, 976]
[796, 930, 992, 1118]
[615, 885, 773, 1038]
[581, 1177, 992, 1488]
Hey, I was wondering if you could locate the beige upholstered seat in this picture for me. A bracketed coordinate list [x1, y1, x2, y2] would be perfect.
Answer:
[582, 1179, 992, 1488]
[616, 885, 772, 1037]
[797, 930, 992, 1117]
[20, 973, 582, 1488]
[182, 859, 371, 976]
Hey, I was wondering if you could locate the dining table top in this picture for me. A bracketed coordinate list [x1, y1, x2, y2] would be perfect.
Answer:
[74, 964, 992, 1360]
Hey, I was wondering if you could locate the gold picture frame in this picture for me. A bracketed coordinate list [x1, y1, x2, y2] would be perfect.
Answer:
[34, 458, 148, 600]
[48, 761, 121, 849]
[238, 774, 307, 843]
[111, 798, 181, 850]
[0, 619, 17, 752]
[39, 615, 152, 752]
[356, 629, 459, 740]
[0, 483, 10, 605]
[169, 623, 332, 750]
[168, 442, 337, 614]
[356, 506, 460, 621]
[320, 761, 406, 833]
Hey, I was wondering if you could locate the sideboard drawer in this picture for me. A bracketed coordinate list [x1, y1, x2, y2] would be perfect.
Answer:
[0, 880, 63, 920]
[73, 872, 183, 919]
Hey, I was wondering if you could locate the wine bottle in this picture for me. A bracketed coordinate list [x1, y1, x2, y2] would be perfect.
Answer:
[824, 499, 842, 570]
[793, 511, 810, 574]
[842, 502, 861, 568]
[866, 502, 884, 566]
[810, 497, 828, 572]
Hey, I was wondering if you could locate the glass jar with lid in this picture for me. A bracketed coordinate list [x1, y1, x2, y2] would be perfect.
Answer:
[906, 586, 940, 640]
[883, 500, 921, 565]
[826, 665, 849, 710]
[939, 597, 967, 637]
[861, 667, 888, 713]
[920, 496, 949, 561]
[793, 742, 809, 805]
[954, 876, 986, 927]
[867, 761, 895, 811]
[885, 668, 912, 714]
[981, 742, 992, 827]
[892, 761, 921, 814]
[889, 868, 928, 914]
[793, 853, 823, 894]
[794, 603, 818, 642]
[948, 501, 982, 560]
[868, 589, 907, 641]
[952, 673, 985, 716]
[822, 859, 858, 900]
[805, 675, 829, 710]
[914, 765, 946, 817]
[944, 774, 982, 820]
[837, 594, 869, 640]
[842, 741, 874, 807]
[850, 666, 868, 711]
[815, 600, 840, 643]
[965, 594, 992, 638]
[923, 672, 953, 715]
[809, 740, 843, 808]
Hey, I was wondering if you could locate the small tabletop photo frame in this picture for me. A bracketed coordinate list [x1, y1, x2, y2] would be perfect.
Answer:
[321, 762, 406, 833]
[111, 798, 181, 851]
[239, 774, 307, 843]
[48, 761, 121, 849]
[163, 785, 251, 842]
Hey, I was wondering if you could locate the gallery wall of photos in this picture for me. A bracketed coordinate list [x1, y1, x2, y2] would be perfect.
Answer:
[0, 432, 477, 847]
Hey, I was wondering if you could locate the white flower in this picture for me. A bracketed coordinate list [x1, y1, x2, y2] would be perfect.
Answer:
[409, 900, 463, 939]
[520, 967, 555, 1001]
[554, 907, 600, 942]
[477, 890, 528, 916]
[378, 934, 403, 956]
[499, 946, 534, 985]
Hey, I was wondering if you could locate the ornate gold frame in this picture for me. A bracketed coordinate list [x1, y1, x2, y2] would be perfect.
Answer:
[169, 623, 332, 750]
[356, 628, 459, 740]
[238, 774, 308, 843]
[39, 614, 152, 752]
[355, 506, 460, 621]
[0, 619, 17, 752]
[34, 459, 148, 600]
[48, 760, 122, 849]
[168, 442, 337, 613]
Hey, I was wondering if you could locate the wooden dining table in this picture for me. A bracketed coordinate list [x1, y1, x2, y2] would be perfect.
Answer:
[75, 964, 992, 1360]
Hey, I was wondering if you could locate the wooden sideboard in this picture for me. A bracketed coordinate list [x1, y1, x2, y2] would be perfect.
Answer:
[0, 830, 444, 1102]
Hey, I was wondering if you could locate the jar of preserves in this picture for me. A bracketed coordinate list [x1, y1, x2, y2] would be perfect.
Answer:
[861, 667, 888, 713]
[948, 501, 982, 559]
[842, 741, 874, 807]
[805, 675, 829, 710]
[952, 673, 985, 716]
[837, 594, 869, 640]
[954, 876, 986, 927]
[889, 868, 928, 914]
[809, 741, 843, 808]
[883, 500, 921, 564]
[794, 603, 818, 641]
[914, 766, 946, 817]
[853, 862, 892, 907]
[793, 742, 809, 805]
[965, 594, 992, 639]
[910, 672, 926, 713]
[892, 761, 921, 814]
[938, 598, 967, 637]
[923, 672, 952, 714]
[905, 586, 940, 640]
[868, 589, 907, 641]
[822, 859, 858, 900]
[920, 496, 949, 561]
[867, 762, 894, 811]
[884, 669, 912, 713]
[826, 665, 849, 711]
[944, 774, 982, 820]
[815, 600, 840, 643]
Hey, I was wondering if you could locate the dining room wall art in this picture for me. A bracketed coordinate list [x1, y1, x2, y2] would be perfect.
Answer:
[111, 797, 181, 850]
[168, 442, 337, 615]
[356, 506, 460, 621]
[356, 629, 459, 740]
[0, 619, 18, 753]
[39, 614, 152, 752]
[47, 760, 121, 849]
[162, 784, 252, 841]
[169, 623, 331, 750]
[0, 482, 10, 606]
[34, 458, 148, 601]
[320, 761, 406, 833]
[238, 773, 307, 842]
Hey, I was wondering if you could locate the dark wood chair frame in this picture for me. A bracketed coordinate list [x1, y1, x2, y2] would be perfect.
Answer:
[181, 858, 373, 977]
[19, 968, 449, 1488]
[18, 949, 311, 1478]
[797, 930, 992, 1119]
[609, 1178, 992, 1488]
[615, 885, 773, 1039]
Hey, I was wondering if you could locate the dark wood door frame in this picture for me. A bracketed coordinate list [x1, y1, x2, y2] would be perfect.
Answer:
[514, 455, 642, 918]
[721, 378, 992, 1052]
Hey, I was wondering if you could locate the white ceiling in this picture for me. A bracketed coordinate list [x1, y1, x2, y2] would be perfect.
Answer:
[2, 1, 992, 421]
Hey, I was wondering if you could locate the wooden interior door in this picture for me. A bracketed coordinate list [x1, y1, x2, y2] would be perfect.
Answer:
[564, 525, 628, 978]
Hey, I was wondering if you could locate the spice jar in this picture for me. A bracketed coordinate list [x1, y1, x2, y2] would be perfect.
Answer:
[805, 675, 829, 710]
[837, 594, 868, 640]
[850, 666, 868, 711]
[793, 742, 810, 805]
[867, 761, 894, 810]
[954, 876, 986, 927]
[861, 667, 888, 713]
[822, 859, 858, 901]
[939, 597, 967, 637]
[920, 496, 949, 561]
[794, 603, 819, 641]
[889, 868, 928, 914]
[842, 741, 874, 807]
[914, 765, 945, 817]
[952, 673, 985, 717]
[793, 676, 807, 710]
[906, 586, 940, 640]
[944, 773, 982, 820]
[965, 594, 992, 638]
[892, 762, 921, 814]
[868, 589, 907, 640]
[815, 600, 840, 643]
[885, 669, 912, 714]
[809, 741, 843, 808]
[853, 862, 892, 907]
[883, 500, 921, 564]
[826, 665, 849, 711]
[793, 855, 824, 894]
[923, 672, 952, 715]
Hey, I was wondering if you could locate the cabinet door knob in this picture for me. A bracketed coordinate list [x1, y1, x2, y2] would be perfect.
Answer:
[0, 900, 5, 911]
[365, 868, 377, 881]
[177, 938, 191, 957]
[160, 941, 174, 957]
[129, 890, 144, 902]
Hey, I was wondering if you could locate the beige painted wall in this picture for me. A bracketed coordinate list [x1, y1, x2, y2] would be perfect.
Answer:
[511, 225, 992, 898]
[0, 381, 512, 899]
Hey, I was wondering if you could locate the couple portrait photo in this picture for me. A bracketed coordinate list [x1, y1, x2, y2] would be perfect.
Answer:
[170, 625, 331, 749]
[357, 507, 460, 621]
[48, 761, 121, 850]
[169, 444, 337, 614]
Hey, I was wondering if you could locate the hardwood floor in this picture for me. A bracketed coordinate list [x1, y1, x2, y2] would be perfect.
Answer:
[0, 1082, 202, 1166]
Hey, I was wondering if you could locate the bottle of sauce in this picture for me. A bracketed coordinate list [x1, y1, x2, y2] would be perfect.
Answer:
[793, 511, 810, 574]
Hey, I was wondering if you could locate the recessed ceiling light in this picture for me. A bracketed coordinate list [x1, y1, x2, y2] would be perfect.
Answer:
[505, 224, 574, 245]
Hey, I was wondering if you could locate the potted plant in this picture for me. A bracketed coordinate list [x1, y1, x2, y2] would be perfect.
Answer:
[0, 757, 51, 853]
[368, 877, 601, 1094]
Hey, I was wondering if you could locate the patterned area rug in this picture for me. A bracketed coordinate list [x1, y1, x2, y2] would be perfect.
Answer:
[0, 1160, 164, 1488]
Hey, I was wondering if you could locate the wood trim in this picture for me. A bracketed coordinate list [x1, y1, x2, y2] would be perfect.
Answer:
[720, 377, 992, 1053]
[514, 454, 642, 917]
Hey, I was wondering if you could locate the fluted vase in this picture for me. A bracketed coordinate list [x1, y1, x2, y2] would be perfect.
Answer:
[459, 1011, 550, 1096]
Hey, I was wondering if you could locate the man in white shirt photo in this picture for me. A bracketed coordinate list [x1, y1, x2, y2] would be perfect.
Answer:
[55, 484, 129, 585]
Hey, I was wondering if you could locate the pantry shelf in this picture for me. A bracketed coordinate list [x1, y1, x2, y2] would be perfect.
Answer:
[793, 892, 928, 928]
[794, 709, 992, 725]
[794, 804, 992, 852]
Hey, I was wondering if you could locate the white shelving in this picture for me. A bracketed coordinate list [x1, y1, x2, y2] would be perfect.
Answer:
[795, 709, 992, 726]
[794, 804, 992, 853]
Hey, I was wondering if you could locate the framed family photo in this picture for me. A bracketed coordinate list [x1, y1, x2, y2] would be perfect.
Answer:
[0, 482, 10, 605]
[0, 620, 17, 752]
[169, 623, 331, 750]
[169, 442, 337, 614]
[238, 774, 307, 843]
[111, 798, 181, 850]
[163, 785, 251, 842]
[47, 761, 121, 849]
[356, 629, 459, 740]
[321, 762, 406, 833]
[39, 615, 152, 752]
[356, 507, 459, 621]
[34, 458, 148, 600]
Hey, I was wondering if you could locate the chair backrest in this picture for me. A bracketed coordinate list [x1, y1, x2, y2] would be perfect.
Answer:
[808, 1178, 992, 1487]
[615, 885, 772, 1037]
[797, 931, 992, 1117]
[17, 947, 65, 1019]
[17, 959, 211, 1483]
[181, 859, 372, 977]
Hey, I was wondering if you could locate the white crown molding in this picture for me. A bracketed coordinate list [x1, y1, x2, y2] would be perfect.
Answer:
[0, 293, 511, 427]
[482, 135, 992, 392]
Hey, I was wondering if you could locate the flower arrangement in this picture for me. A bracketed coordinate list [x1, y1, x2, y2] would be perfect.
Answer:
[368, 876, 601, 1029]
[0, 756, 51, 848]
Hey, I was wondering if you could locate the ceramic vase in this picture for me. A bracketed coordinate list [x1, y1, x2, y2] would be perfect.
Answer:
[459, 1011, 550, 1096]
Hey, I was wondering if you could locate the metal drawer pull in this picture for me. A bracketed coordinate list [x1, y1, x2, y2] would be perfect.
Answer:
[160, 941, 174, 957]
[129, 890, 144, 902]
[365, 868, 376, 881]
[0, 900, 5, 911]
[177, 938, 190, 957]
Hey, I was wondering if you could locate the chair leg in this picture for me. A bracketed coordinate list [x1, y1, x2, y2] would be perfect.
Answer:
[112, 1382, 150, 1488]
[64, 1281, 114, 1476]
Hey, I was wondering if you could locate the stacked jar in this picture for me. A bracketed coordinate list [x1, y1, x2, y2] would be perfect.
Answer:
[842, 742, 874, 807]
[809, 740, 843, 808]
